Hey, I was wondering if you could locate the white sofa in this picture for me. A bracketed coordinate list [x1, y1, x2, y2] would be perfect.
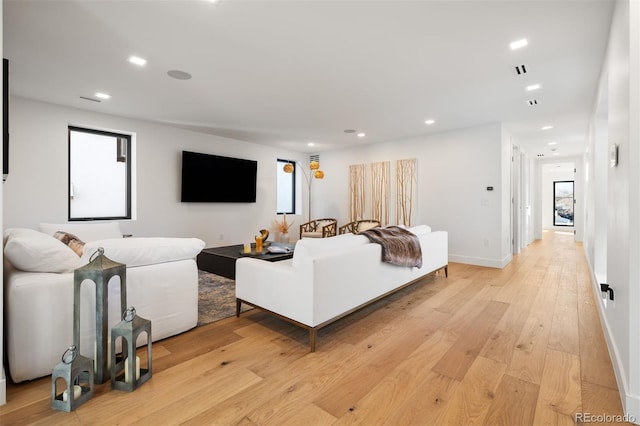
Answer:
[235, 225, 448, 351]
[3, 222, 204, 383]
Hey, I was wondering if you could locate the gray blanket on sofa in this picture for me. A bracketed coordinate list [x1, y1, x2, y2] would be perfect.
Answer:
[360, 226, 423, 268]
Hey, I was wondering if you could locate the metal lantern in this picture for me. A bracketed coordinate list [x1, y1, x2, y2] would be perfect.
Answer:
[74, 247, 127, 384]
[111, 307, 152, 392]
[51, 345, 94, 412]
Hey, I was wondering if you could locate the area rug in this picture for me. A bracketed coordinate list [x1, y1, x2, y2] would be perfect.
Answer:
[198, 270, 252, 326]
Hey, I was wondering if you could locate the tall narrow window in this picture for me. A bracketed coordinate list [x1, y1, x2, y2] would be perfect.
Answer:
[553, 180, 574, 226]
[69, 126, 132, 220]
[276, 159, 295, 214]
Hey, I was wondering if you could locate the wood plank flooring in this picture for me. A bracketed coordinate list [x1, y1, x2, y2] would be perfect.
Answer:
[0, 231, 630, 425]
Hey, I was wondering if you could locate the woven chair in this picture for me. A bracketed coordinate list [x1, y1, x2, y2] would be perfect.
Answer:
[338, 219, 381, 235]
[300, 218, 337, 238]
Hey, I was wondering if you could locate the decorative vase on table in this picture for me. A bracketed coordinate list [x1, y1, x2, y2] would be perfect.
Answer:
[281, 232, 290, 244]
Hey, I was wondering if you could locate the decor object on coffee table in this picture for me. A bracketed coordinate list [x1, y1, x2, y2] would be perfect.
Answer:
[51, 345, 94, 412]
[111, 306, 152, 392]
[273, 214, 294, 243]
[74, 247, 126, 384]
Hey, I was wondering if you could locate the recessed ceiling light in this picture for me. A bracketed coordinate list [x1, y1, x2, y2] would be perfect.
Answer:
[552, 152, 560, 156]
[357, 133, 366, 138]
[425, 119, 435, 125]
[510, 38, 528, 50]
[526, 84, 541, 91]
[542, 125, 553, 130]
[307, 142, 315, 147]
[95, 92, 111, 100]
[128, 55, 147, 66]
[548, 141, 558, 145]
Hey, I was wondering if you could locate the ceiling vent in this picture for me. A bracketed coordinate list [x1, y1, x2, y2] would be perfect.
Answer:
[309, 154, 320, 163]
[514, 64, 528, 75]
[79, 96, 101, 103]
[527, 99, 538, 106]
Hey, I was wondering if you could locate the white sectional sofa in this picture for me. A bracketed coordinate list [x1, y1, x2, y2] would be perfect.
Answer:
[235, 225, 448, 351]
[3, 222, 204, 383]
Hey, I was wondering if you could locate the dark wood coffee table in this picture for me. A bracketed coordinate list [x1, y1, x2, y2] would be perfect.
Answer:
[196, 242, 294, 279]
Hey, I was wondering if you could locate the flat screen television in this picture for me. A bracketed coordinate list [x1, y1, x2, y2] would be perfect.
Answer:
[181, 150, 257, 202]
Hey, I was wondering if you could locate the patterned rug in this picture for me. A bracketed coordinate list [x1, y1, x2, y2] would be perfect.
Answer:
[197, 270, 252, 326]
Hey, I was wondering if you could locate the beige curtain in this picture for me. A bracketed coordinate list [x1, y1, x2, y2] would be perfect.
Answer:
[396, 158, 417, 226]
[370, 161, 390, 226]
[349, 164, 366, 221]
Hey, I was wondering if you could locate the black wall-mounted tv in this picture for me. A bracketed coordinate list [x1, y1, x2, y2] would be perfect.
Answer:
[181, 150, 257, 202]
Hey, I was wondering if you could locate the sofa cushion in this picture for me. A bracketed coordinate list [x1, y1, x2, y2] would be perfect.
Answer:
[82, 237, 205, 268]
[39, 222, 123, 242]
[4, 228, 84, 273]
[407, 225, 431, 235]
[292, 233, 369, 268]
[301, 231, 323, 238]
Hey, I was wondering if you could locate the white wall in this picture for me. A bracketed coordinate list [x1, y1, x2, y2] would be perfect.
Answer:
[585, 74, 609, 282]
[1, 0, 6, 407]
[3, 97, 308, 246]
[314, 123, 512, 268]
[584, 0, 640, 419]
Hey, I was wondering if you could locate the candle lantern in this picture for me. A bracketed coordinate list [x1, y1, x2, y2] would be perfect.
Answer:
[74, 247, 127, 384]
[111, 306, 152, 392]
[51, 345, 94, 412]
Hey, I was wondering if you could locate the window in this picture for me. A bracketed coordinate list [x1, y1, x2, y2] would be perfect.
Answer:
[553, 180, 574, 226]
[276, 158, 295, 214]
[68, 126, 132, 220]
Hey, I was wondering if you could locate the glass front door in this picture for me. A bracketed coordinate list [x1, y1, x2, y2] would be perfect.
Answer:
[553, 180, 574, 226]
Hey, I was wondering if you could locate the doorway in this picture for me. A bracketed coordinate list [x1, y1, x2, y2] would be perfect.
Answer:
[553, 180, 574, 227]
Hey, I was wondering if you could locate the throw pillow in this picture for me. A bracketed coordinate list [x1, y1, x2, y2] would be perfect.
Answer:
[53, 231, 85, 256]
[3, 228, 84, 273]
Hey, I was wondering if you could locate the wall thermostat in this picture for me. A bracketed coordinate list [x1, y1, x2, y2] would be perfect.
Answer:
[610, 143, 618, 168]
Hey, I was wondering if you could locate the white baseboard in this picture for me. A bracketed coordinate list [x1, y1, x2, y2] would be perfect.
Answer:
[626, 394, 640, 425]
[0, 366, 6, 405]
[448, 253, 512, 268]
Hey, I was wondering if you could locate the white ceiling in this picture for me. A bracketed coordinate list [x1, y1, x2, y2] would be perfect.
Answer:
[3, 0, 614, 158]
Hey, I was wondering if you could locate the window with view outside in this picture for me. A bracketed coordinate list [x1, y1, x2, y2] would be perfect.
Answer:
[553, 180, 574, 226]
[68, 126, 132, 220]
[276, 159, 295, 215]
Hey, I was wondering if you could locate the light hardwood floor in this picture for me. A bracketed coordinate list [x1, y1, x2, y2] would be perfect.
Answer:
[0, 231, 631, 425]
